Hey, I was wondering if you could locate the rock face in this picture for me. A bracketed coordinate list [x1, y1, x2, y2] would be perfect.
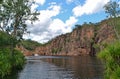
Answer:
[19, 19, 116, 56]
[33, 21, 115, 56]
[16, 45, 33, 56]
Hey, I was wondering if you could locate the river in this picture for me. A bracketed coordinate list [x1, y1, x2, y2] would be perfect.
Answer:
[5, 56, 104, 79]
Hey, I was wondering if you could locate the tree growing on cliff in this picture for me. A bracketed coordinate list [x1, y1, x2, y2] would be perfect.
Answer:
[104, 1, 120, 18]
[104, 1, 120, 40]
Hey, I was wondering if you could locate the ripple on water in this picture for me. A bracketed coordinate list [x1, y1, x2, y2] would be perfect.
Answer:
[18, 56, 104, 79]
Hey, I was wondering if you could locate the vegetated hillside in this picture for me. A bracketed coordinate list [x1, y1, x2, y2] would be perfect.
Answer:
[20, 17, 120, 56]
[16, 39, 44, 56]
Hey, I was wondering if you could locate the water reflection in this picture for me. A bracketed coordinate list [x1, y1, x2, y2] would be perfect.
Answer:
[40, 56, 104, 79]
[4, 56, 104, 79]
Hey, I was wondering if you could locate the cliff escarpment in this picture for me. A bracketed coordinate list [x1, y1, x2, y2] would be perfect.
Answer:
[33, 19, 117, 56]
[18, 18, 120, 56]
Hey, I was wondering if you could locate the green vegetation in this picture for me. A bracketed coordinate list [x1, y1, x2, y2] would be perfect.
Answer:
[0, 31, 18, 48]
[97, 1, 120, 79]
[0, 31, 25, 78]
[0, 0, 39, 55]
[52, 48, 58, 54]
[98, 41, 120, 79]
[0, 0, 39, 78]
[104, 0, 120, 40]
[21, 39, 43, 50]
[0, 48, 25, 78]
[51, 47, 62, 54]
[108, 17, 120, 36]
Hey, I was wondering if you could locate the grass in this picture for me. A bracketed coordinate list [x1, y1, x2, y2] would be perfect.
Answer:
[97, 41, 120, 79]
[0, 48, 25, 78]
[0, 31, 25, 78]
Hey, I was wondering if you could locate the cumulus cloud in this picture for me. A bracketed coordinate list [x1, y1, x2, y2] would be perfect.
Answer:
[31, 4, 39, 12]
[48, 2, 57, 5]
[49, 16, 78, 34]
[24, 3, 78, 43]
[35, 0, 46, 5]
[72, 0, 110, 17]
[66, 0, 81, 5]
[31, 0, 46, 12]
[25, 0, 110, 43]
[65, 16, 78, 27]
[25, 16, 78, 43]
[66, 0, 74, 4]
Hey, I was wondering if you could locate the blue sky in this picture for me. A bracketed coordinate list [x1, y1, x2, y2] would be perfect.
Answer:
[23, 0, 119, 43]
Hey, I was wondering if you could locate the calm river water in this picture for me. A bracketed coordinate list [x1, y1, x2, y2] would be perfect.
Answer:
[5, 56, 104, 79]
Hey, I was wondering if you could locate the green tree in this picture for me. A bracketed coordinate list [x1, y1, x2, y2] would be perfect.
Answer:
[0, 0, 39, 56]
[0, 0, 39, 39]
[104, 1, 120, 40]
[104, 1, 120, 18]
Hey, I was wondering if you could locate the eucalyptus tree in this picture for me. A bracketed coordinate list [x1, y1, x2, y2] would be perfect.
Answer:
[0, 0, 39, 39]
[0, 0, 39, 55]
[104, 1, 120, 40]
[104, 1, 120, 18]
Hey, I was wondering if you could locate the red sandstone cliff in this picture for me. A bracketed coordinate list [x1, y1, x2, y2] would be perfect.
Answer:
[33, 21, 115, 56]
[18, 19, 117, 56]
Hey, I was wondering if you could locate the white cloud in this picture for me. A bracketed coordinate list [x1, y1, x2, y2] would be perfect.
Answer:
[48, 2, 57, 5]
[35, 0, 46, 5]
[24, 4, 75, 43]
[30, 0, 46, 12]
[49, 19, 65, 33]
[119, 1, 120, 5]
[66, 0, 74, 4]
[24, 0, 111, 43]
[65, 16, 78, 27]
[24, 16, 78, 43]
[66, 0, 81, 5]
[72, 0, 110, 17]
[31, 4, 39, 12]
[24, 3, 78, 43]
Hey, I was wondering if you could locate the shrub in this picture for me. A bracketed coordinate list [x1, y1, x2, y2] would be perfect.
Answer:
[98, 41, 120, 79]
[13, 49, 25, 68]
[0, 48, 12, 77]
[0, 48, 25, 78]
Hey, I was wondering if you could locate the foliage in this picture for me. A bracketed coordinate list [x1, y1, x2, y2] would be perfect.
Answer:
[97, 41, 120, 79]
[111, 17, 120, 34]
[0, 48, 25, 78]
[102, 3, 120, 78]
[12, 49, 25, 68]
[0, 0, 40, 77]
[0, 48, 11, 78]
[104, 1, 120, 40]
[21, 39, 42, 50]
[52, 48, 58, 54]
[0, 31, 25, 78]
[0, 0, 39, 39]
[51, 47, 62, 55]
[0, 31, 18, 48]
[104, 1, 120, 18]
[0, 0, 39, 58]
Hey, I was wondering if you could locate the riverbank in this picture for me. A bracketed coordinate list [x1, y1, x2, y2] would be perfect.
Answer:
[0, 31, 25, 78]
[0, 48, 25, 78]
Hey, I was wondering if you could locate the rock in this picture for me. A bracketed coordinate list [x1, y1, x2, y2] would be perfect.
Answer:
[18, 19, 116, 56]
[33, 22, 115, 56]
